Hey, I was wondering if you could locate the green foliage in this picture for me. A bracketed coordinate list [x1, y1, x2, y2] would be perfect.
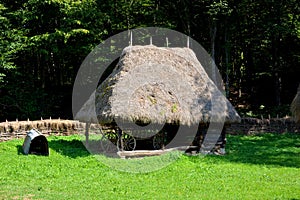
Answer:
[0, 0, 299, 120]
[0, 134, 299, 199]
[238, 104, 291, 118]
[0, 4, 15, 85]
[207, 0, 232, 20]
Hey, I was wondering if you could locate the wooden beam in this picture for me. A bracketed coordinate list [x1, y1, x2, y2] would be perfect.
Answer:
[117, 146, 198, 158]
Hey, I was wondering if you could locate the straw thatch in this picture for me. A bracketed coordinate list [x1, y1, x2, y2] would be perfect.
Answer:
[76, 45, 241, 126]
[291, 84, 300, 123]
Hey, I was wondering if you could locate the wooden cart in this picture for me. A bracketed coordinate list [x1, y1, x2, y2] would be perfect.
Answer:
[99, 124, 177, 152]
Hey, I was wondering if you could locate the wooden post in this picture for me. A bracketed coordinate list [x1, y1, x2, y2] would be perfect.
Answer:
[130, 31, 133, 46]
[118, 127, 124, 151]
[162, 132, 165, 150]
[187, 36, 190, 48]
[85, 122, 90, 147]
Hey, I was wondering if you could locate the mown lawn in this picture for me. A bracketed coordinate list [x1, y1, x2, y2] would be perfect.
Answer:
[0, 133, 299, 200]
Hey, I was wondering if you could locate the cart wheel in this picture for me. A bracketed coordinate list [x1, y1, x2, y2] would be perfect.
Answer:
[152, 132, 165, 150]
[117, 133, 136, 151]
[100, 131, 118, 153]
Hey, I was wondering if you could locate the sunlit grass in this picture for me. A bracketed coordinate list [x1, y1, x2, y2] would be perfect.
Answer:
[0, 133, 299, 199]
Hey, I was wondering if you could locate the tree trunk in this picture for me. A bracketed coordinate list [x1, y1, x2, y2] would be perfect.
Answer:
[224, 30, 230, 98]
[274, 72, 282, 106]
[210, 20, 217, 83]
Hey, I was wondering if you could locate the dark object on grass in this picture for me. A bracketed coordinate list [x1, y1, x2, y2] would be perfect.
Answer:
[22, 129, 49, 156]
[291, 84, 300, 123]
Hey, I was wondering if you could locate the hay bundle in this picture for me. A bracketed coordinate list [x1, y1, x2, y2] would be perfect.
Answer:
[44, 120, 52, 130]
[0, 121, 9, 133]
[9, 121, 21, 133]
[19, 121, 28, 131]
[50, 120, 59, 131]
[291, 84, 300, 123]
[25, 122, 33, 131]
[76, 45, 241, 126]
[33, 120, 46, 130]
[0, 123, 4, 133]
[56, 120, 65, 131]
[59, 120, 73, 133]
[71, 121, 81, 130]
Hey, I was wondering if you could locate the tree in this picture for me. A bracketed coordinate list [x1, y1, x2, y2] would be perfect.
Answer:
[0, 0, 299, 120]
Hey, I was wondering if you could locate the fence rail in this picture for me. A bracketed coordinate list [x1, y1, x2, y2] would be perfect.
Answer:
[227, 117, 300, 135]
[1, 117, 299, 142]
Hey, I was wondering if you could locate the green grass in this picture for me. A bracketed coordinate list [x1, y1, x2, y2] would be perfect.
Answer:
[0, 133, 300, 200]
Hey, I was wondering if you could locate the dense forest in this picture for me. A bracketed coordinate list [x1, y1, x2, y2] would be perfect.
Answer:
[0, 0, 299, 121]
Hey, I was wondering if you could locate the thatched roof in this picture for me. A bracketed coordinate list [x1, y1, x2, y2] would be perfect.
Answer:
[76, 45, 240, 126]
[291, 84, 300, 123]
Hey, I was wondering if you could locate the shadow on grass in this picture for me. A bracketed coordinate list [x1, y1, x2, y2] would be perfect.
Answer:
[14, 137, 95, 158]
[16, 145, 24, 155]
[15, 133, 299, 167]
[222, 133, 300, 168]
[48, 138, 90, 158]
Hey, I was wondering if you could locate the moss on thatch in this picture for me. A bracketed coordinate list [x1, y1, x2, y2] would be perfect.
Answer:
[291, 84, 300, 123]
[76, 45, 241, 126]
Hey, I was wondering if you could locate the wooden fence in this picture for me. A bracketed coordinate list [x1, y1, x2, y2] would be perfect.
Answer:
[227, 117, 300, 135]
[0, 119, 85, 142]
[1, 117, 299, 142]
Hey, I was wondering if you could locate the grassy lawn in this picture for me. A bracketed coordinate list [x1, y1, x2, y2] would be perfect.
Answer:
[0, 133, 299, 199]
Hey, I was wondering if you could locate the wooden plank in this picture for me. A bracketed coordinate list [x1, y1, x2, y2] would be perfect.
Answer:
[117, 146, 198, 158]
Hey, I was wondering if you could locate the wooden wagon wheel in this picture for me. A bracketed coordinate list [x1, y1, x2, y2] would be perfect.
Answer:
[152, 131, 166, 150]
[100, 130, 118, 153]
[117, 133, 136, 151]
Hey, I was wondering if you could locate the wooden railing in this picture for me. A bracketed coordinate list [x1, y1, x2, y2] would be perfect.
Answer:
[1, 117, 299, 142]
